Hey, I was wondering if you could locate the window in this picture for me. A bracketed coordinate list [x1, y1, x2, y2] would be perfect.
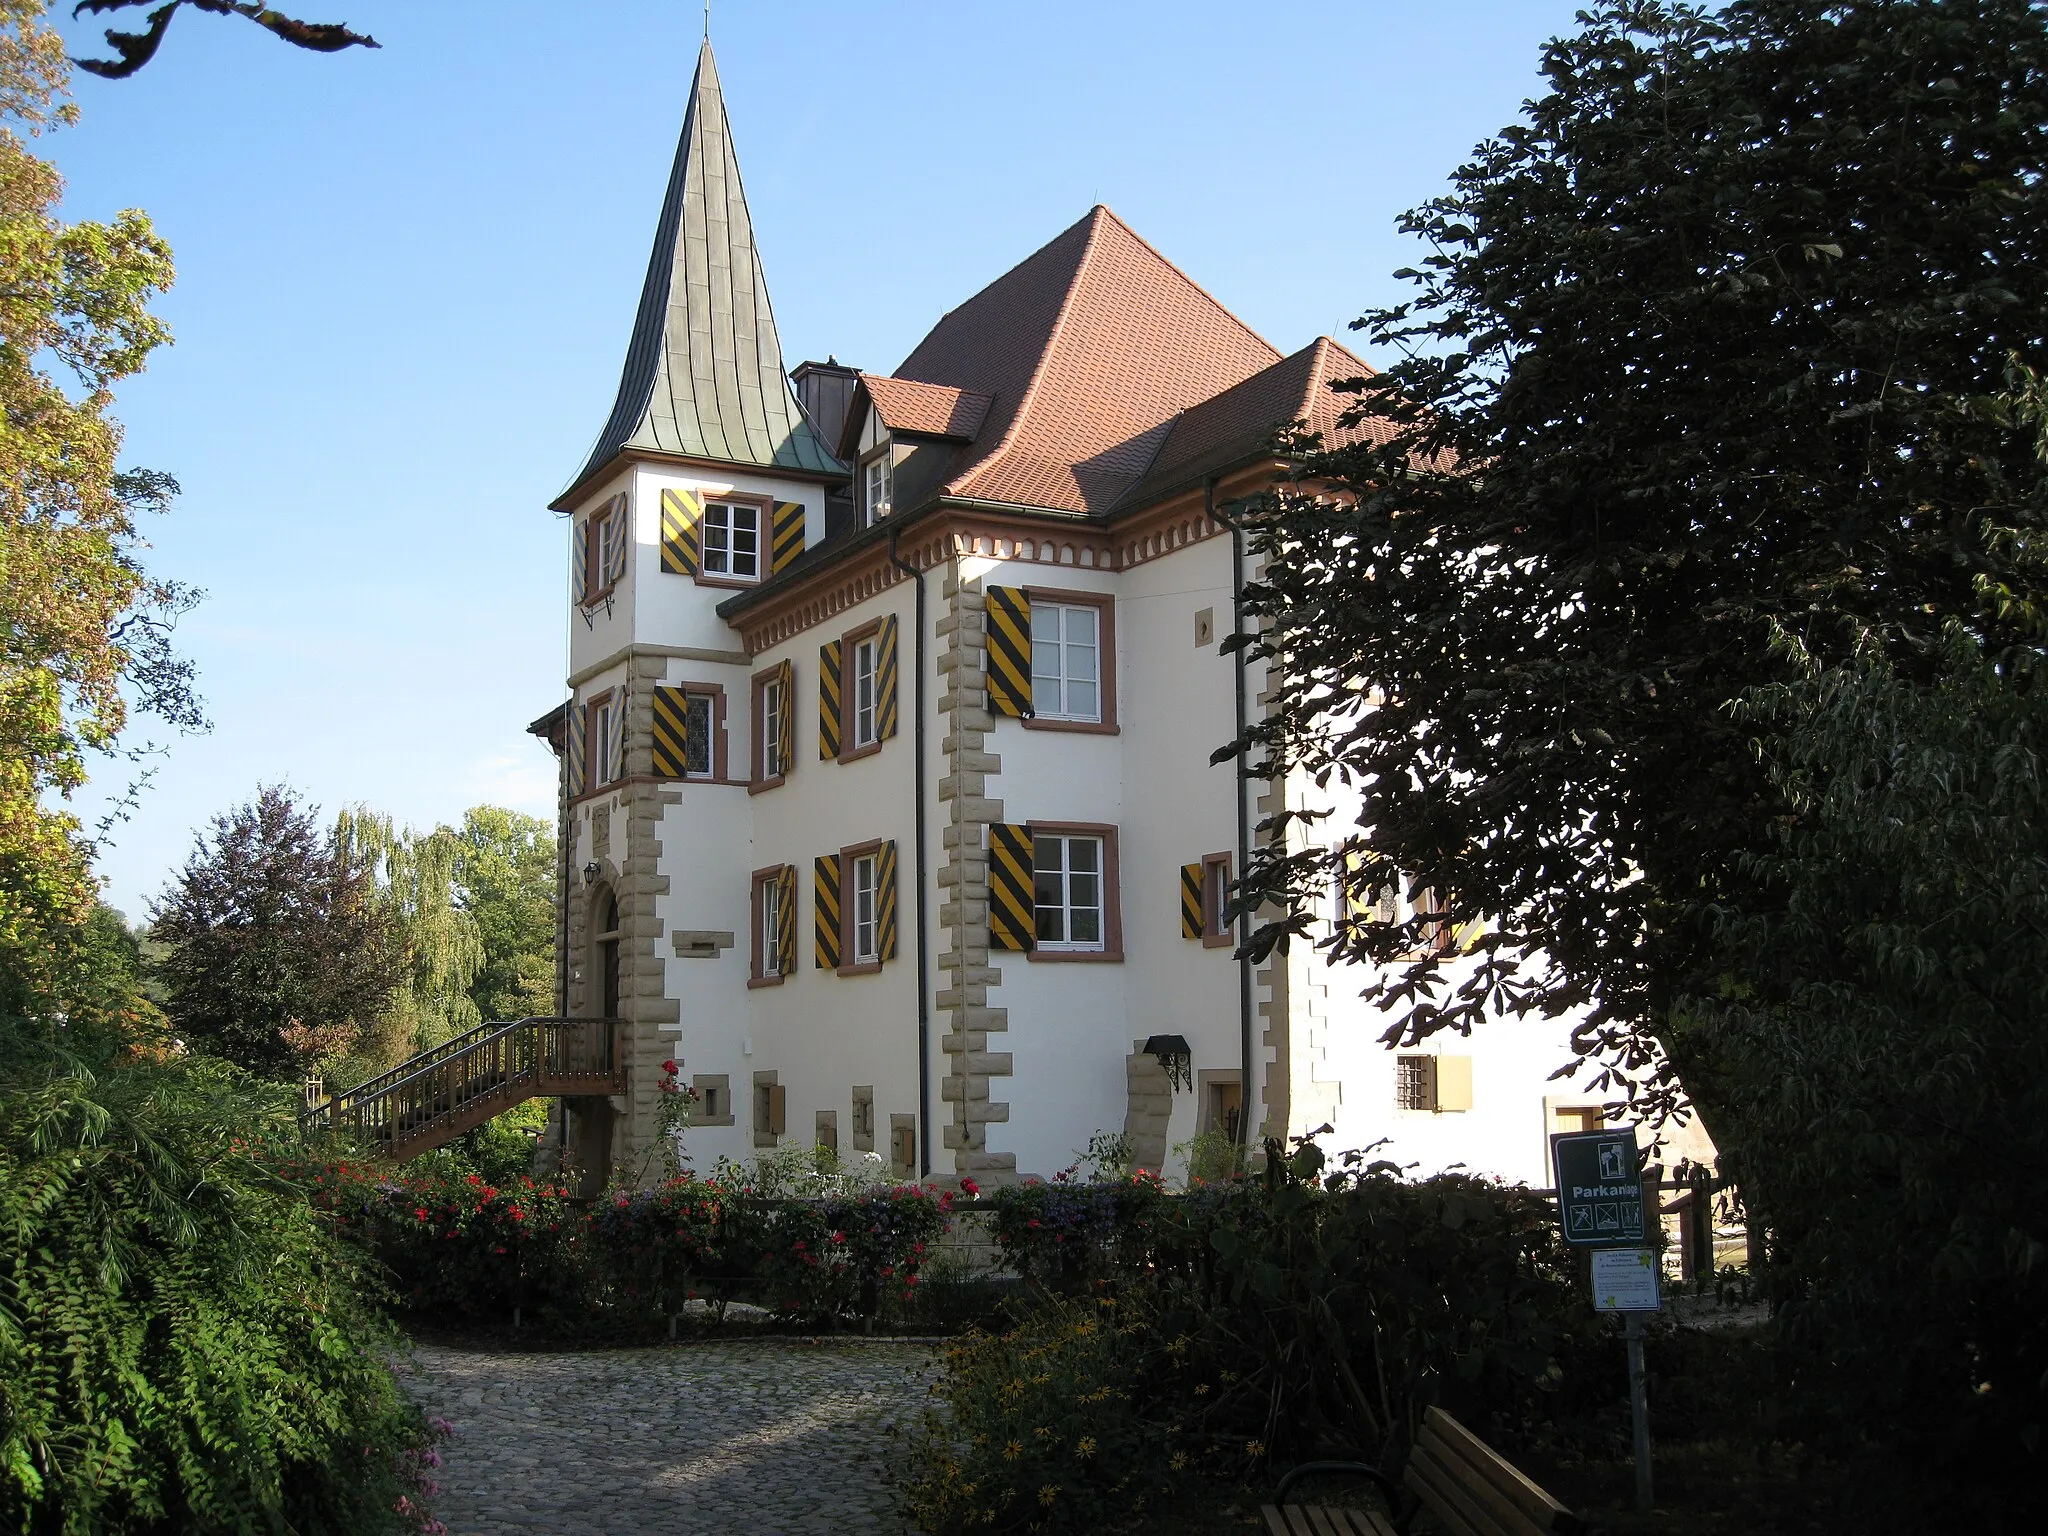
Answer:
[595, 512, 621, 591]
[760, 674, 786, 781]
[851, 1086, 875, 1151]
[851, 637, 879, 749]
[679, 692, 712, 776]
[692, 1075, 734, 1126]
[864, 452, 892, 523]
[588, 694, 619, 787]
[816, 1110, 838, 1155]
[750, 867, 789, 986]
[1397, 1054, 1472, 1113]
[753, 1072, 786, 1147]
[1035, 834, 1104, 950]
[1202, 852, 1231, 947]
[702, 500, 760, 581]
[1031, 601, 1101, 722]
[851, 852, 879, 964]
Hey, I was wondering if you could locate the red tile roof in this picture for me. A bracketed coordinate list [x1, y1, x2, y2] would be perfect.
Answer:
[1121, 335, 1389, 506]
[887, 206, 1285, 515]
[857, 375, 993, 445]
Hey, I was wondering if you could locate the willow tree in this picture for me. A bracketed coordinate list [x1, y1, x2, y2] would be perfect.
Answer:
[336, 809, 484, 1070]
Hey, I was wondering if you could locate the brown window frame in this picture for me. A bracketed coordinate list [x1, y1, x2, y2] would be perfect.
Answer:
[748, 864, 790, 988]
[836, 838, 886, 976]
[750, 664, 790, 791]
[838, 618, 886, 763]
[1025, 821, 1123, 963]
[693, 492, 773, 591]
[1020, 585, 1118, 736]
[582, 503, 624, 605]
[584, 689, 619, 789]
[1201, 851, 1233, 949]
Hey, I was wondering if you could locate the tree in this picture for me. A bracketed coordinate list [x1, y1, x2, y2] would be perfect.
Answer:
[0, 0, 193, 1012]
[70, 0, 379, 79]
[151, 786, 400, 1078]
[453, 804, 557, 1024]
[336, 808, 483, 1067]
[1228, 0, 2048, 1123]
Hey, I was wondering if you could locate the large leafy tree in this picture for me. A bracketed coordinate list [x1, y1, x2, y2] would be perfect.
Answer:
[68, 0, 378, 78]
[151, 786, 400, 1078]
[454, 804, 557, 1024]
[1230, 0, 2048, 1120]
[0, 0, 193, 1015]
[335, 807, 483, 1066]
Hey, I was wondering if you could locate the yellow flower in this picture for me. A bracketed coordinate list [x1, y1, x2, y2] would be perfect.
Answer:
[1193, 1383, 1210, 1396]
[1003, 1440, 1022, 1461]
[1245, 1439, 1267, 1458]
[1170, 1452, 1190, 1472]
[1035, 1425, 1054, 1441]
[1038, 1484, 1061, 1507]
[1076, 1436, 1097, 1457]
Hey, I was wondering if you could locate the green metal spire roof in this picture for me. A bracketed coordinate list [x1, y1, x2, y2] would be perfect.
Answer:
[562, 40, 841, 502]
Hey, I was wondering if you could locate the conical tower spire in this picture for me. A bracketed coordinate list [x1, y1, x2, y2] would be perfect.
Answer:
[562, 40, 839, 501]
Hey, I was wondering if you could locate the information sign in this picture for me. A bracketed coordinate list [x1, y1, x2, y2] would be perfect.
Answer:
[1591, 1248, 1662, 1312]
[1551, 1128, 1646, 1248]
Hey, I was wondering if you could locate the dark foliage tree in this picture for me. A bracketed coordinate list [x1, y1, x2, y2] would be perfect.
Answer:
[1227, 0, 2048, 1113]
[69, 0, 378, 78]
[151, 785, 400, 1078]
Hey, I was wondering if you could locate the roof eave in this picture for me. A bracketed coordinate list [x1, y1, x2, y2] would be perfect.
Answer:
[550, 445, 849, 514]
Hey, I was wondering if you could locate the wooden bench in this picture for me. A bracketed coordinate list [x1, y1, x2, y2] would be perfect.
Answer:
[1263, 1406, 1580, 1536]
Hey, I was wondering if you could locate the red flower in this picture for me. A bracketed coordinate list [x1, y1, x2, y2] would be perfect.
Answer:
[960, 1178, 981, 1197]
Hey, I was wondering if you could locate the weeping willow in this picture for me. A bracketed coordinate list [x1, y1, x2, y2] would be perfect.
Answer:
[334, 808, 484, 1070]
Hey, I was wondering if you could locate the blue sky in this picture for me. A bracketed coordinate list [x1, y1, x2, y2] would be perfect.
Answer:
[52, 0, 1588, 920]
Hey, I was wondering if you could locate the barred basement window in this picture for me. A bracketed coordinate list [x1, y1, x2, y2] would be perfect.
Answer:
[1396, 1055, 1435, 1111]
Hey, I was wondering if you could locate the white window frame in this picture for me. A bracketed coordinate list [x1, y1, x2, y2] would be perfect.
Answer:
[1030, 601, 1103, 723]
[702, 500, 761, 581]
[851, 637, 879, 749]
[759, 875, 784, 978]
[1033, 833, 1106, 952]
[760, 675, 786, 780]
[851, 853, 879, 964]
[592, 696, 618, 786]
[593, 513, 620, 597]
[863, 452, 893, 524]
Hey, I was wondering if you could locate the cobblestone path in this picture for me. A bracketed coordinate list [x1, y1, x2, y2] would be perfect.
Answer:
[400, 1340, 938, 1535]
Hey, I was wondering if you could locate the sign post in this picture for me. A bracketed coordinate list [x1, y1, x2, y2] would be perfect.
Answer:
[1552, 1130, 1659, 1514]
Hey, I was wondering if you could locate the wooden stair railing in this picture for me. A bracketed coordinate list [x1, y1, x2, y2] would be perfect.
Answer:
[303, 1016, 626, 1161]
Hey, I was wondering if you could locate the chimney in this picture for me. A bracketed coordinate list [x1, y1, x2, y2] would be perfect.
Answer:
[791, 357, 861, 461]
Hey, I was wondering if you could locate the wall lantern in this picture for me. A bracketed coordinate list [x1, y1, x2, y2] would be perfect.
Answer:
[582, 861, 602, 887]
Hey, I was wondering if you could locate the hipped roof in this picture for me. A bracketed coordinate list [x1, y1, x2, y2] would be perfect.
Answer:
[557, 40, 839, 509]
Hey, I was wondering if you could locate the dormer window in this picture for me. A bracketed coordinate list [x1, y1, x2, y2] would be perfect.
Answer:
[702, 500, 760, 581]
[863, 451, 893, 524]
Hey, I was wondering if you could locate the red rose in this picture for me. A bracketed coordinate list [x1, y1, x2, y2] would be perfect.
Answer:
[960, 1178, 981, 1197]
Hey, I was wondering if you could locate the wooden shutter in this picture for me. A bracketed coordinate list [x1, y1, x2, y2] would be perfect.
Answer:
[770, 499, 805, 575]
[652, 686, 691, 778]
[567, 700, 588, 796]
[984, 586, 1033, 717]
[603, 494, 629, 585]
[813, 854, 842, 969]
[876, 615, 900, 740]
[1181, 863, 1204, 940]
[776, 865, 799, 976]
[987, 823, 1036, 951]
[572, 519, 591, 604]
[1435, 1055, 1473, 1112]
[659, 487, 703, 575]
[876, 840, 899, 961]
[775, 658, 796, 773]
[818, 639, 843, 760]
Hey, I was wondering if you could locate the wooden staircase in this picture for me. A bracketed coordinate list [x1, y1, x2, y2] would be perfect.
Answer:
[303, 1015, 627, 1161]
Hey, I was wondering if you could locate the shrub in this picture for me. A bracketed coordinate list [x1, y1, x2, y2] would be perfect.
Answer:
[897, 1294, 1193, 1535]
[0, 1027, 445, 1534]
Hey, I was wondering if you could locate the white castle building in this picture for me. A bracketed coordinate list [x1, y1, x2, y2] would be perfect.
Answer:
[531, 41, 1679, 1190]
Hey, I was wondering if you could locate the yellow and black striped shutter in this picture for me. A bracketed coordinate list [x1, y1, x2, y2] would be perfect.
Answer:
[876, 840, 899, 961]
[985, 586, 1033, 717]
[567, 701, 588, 797]
[1181, 863, 1205, 940]
[771, 500, 805, 575]
[987, 823, 1036, 951]
[777, 864, 799, 975]
[813, 855, 842, 969]
[660, 487, 703, 575]
[818, 640, 843, 760]
[776, 658, 796, 771]
[651, 686, 691, 779]
[877, 615, 900, 740]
